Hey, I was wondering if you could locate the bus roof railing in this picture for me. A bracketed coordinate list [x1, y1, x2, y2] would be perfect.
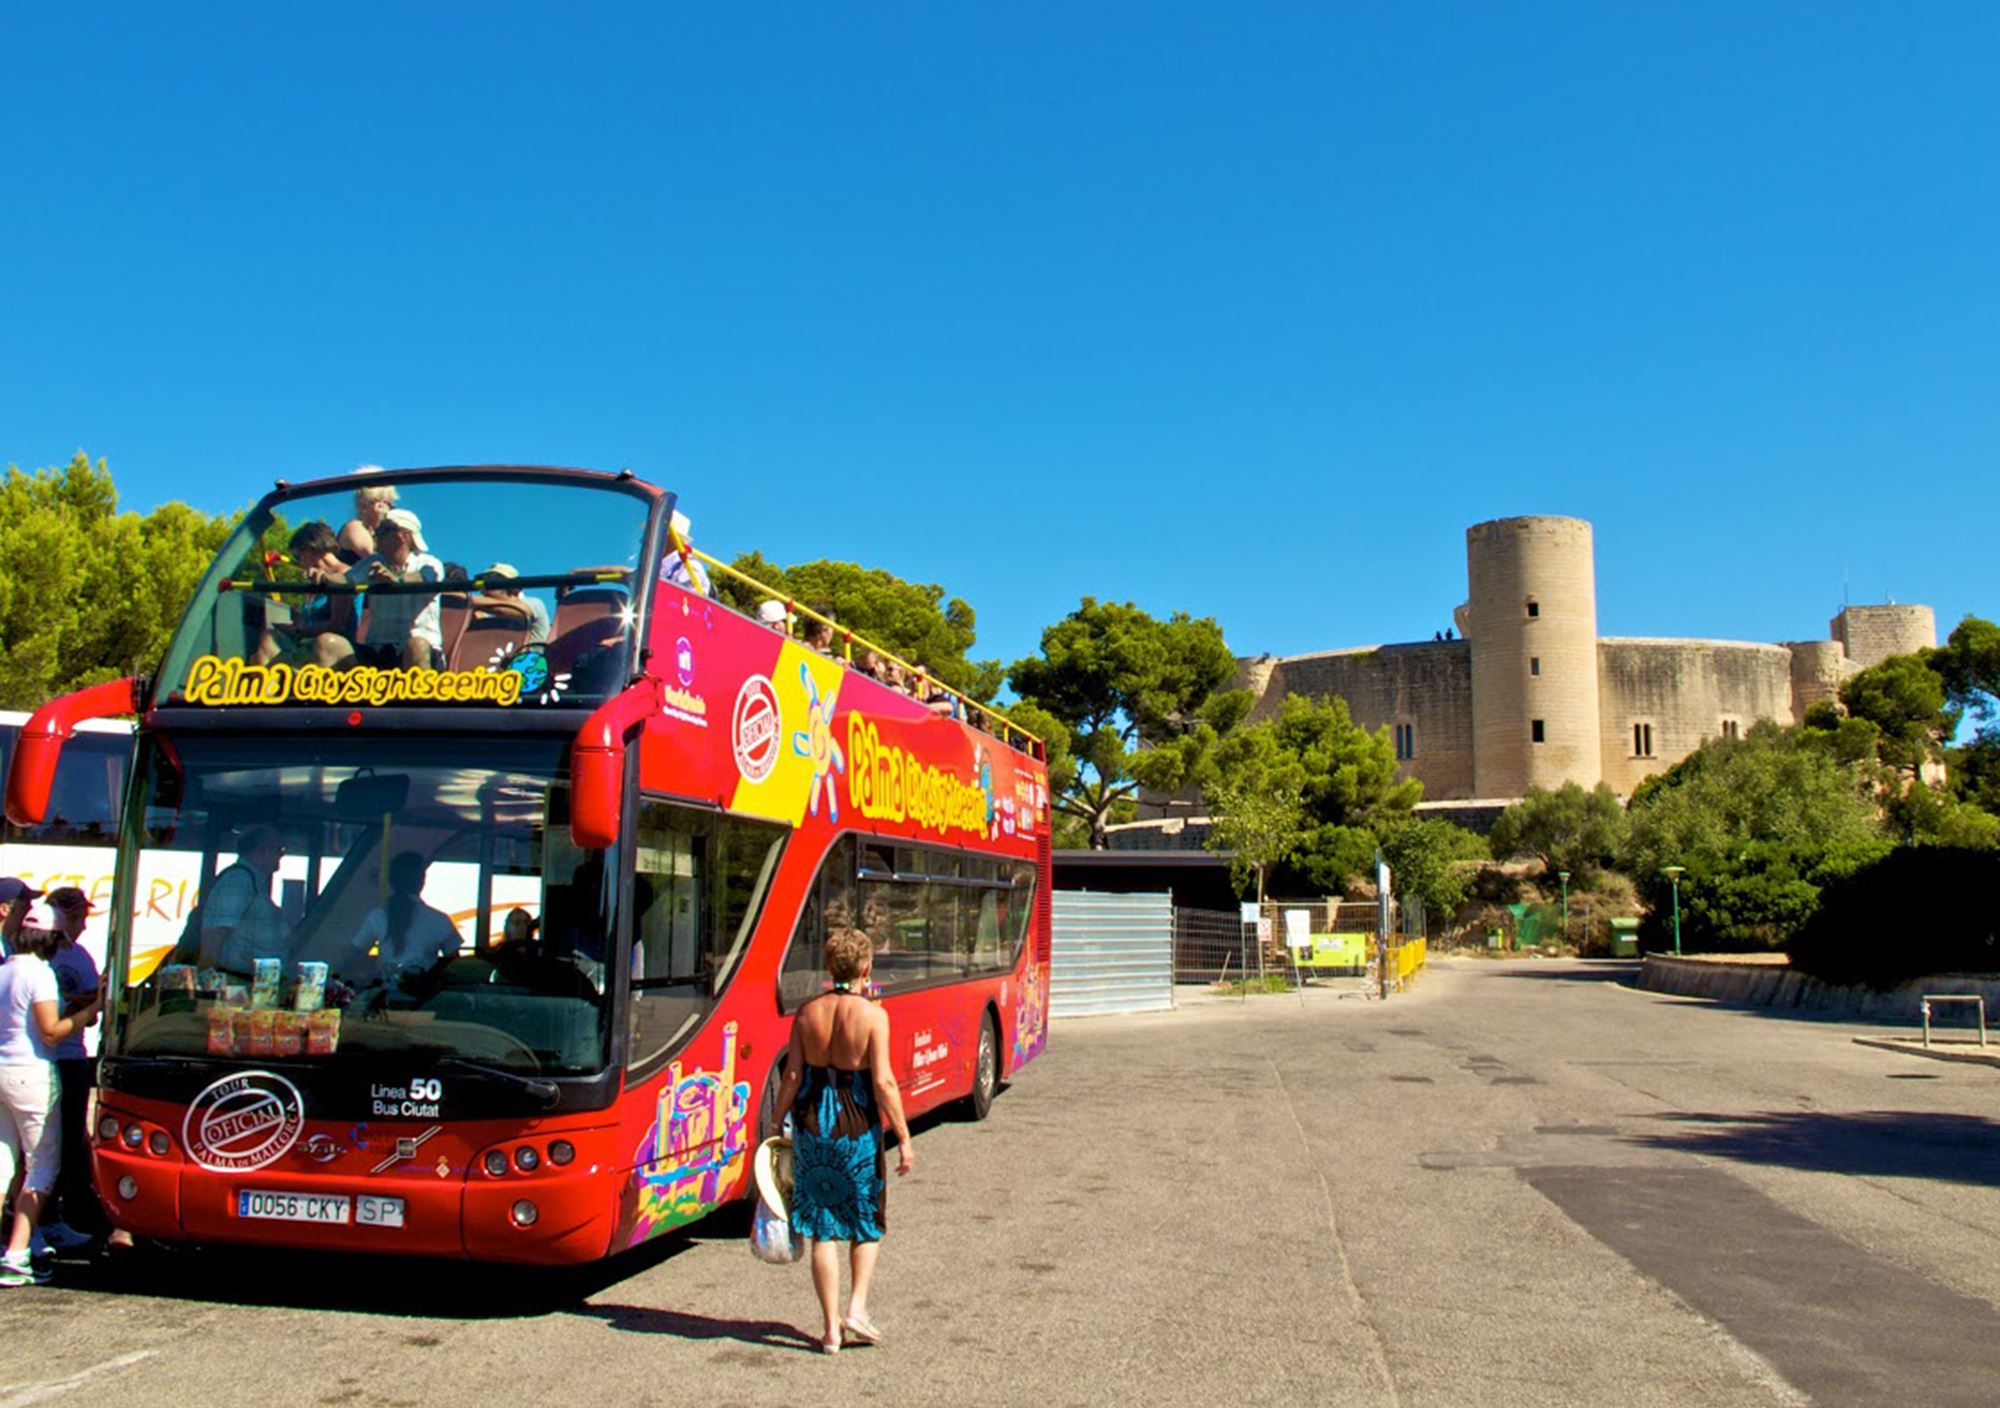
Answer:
[673, 542, 1045, 761]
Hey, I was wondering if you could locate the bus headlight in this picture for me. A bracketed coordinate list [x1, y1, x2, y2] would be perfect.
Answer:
[148, 1130, 171, 1156]
[547, 1140, 575, 1166]
[511, 1199, 538, 1227]
[513, 1145, 540, 1172]
[116, 1176, 139, 1200]
[122, 1124, 145, 1149]
[98, 1115, 121, 1143]
[482, 1150, 509, 1177]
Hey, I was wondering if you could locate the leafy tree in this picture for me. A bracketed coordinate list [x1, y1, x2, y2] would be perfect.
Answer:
[1624, 722, 1890, 951]
[1205, 781, 1304, 903]
[1010, 599, 1243, 849]
[1934, 615, 2000, 728]
[1376, 816, 1486, 926]
[1206, 693, 1420, 891]
[1487, 782, 1626, 884]
[0, 453, 242, 709]
[1838, 653, 1955, 780]
[717, 552, 1003, 700]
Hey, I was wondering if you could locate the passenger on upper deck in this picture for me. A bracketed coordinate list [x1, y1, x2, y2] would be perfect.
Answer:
[663, 510, 712, 595]
[802, 614, 836, 655]
[338, 480, 397, 563]
[318, 508, 446, 670]
[755, 599, 790, 633]
[472, 563, 551, 644]
[258, 522, 355, 664]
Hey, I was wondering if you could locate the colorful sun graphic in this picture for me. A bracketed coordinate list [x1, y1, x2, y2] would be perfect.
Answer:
[490, 642, 572, 706]
[974, 744, 996, 833]
[791, 662, 845, 822]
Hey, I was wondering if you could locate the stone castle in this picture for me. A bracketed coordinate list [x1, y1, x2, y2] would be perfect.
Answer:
[1126, 515, 1934, 841]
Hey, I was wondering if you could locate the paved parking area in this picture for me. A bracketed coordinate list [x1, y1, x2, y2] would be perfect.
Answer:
[5, 959, 2000, 1406]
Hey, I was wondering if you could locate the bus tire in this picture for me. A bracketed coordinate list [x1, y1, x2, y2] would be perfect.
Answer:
[961, 1011, 999, 1122]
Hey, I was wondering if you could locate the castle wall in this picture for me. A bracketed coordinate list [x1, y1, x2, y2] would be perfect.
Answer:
[1466, 516, 1601, 797]
[1597, 639, 1795, 793]
[1831, 605, 1936, 671]
[1260, 642, 1476, 800]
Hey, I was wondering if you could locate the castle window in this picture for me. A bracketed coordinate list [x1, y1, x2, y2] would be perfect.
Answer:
[1526, 599, 1540, 619]
[1530, 657, 1541, 676]
[1531, 719, 1545, 744]
[1633, 722, 1654, 758]
[1721, 719, 1740, 741]
[1394, 723, 1416, 761]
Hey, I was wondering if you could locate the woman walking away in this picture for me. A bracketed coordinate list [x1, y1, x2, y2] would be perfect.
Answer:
[0, 921, 101, 1286]
[772, 927, 914, 1354]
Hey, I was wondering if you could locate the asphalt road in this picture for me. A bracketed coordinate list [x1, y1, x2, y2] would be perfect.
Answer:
[6, 958, 2000, 1407]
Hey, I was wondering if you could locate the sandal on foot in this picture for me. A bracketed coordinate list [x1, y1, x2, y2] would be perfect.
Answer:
[841, 1316, 883, 1346]
[820, 1331, 842, 1355]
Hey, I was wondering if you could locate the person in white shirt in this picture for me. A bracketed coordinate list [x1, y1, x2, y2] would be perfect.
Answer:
[317, 508, 444, 670]
[0, 924, 101, 1286]
[348, 852, 461, 982]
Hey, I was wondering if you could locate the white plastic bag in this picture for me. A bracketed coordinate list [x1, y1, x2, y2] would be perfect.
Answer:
[748, 1135, 804, 1265]
[750, 1195, 805, 1265]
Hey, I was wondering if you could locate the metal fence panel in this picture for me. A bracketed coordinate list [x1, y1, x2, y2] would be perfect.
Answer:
[1051, 891, 1175, 1017]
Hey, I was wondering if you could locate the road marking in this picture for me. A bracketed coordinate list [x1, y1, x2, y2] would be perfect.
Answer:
[0, 1350, 155, 1407]
[1268, 1058, 1403, 1408]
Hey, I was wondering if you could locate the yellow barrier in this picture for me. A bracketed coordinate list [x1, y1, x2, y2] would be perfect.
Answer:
[1381, 936, 1427, 992]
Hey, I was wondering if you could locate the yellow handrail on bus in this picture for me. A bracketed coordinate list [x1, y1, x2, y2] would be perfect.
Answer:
[672, 541, 1044, 759]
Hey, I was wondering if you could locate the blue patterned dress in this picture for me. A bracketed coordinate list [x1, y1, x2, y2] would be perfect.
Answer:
[790, 1065, 887, 1243]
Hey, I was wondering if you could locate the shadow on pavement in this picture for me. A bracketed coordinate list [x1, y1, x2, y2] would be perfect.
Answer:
[572, 1302, 820, 1352]
[1480, 961, 1642, 984]
[1627, 1109, 2000, 1187]
[57, 1219, 707, 1317]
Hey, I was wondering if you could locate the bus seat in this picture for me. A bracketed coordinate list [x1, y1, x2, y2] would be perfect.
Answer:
[436, 593, 472, 666]
[451, 612, 532, 671]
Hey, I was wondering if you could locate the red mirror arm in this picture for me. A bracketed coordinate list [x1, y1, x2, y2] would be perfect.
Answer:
[569, 675, 661, 849]
[4, 676, 143, 827]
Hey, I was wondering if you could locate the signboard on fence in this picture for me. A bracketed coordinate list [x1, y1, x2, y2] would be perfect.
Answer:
[1240, 901, 1261, 925]
[1283, 909, 1312, 948]
[1256, 917, 1273, 947]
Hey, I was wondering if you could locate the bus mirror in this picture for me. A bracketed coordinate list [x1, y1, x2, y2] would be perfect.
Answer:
[334, 773, 411, 821]
[3, 676, 142, 828]
[570, 676, 660, 850]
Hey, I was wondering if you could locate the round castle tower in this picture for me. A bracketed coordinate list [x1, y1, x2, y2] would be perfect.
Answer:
[1466, 516, 1601, 798]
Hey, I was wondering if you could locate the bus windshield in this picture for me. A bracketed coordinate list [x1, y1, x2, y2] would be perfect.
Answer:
[114, 734, 616, 1076]
[154, 472, 653, 712]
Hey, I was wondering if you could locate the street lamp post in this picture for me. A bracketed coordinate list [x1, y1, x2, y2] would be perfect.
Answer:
[1662, 865, 1685, 956]
[1557, 869, 1570, 946]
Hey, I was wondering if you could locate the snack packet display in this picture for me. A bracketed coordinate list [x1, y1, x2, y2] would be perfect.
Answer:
[293, 962, 329, 1012]
[251, 958, 283, 1010]
[247, 1009, 276, 1057]
[306, 1009, 341, 1056]
[206, 1006, 237, 1056]
[222, 983, 250, 1007]
[273, 1010, 305, 1057]
[158, 965, 197, 994]
[198, 968, 225, 994]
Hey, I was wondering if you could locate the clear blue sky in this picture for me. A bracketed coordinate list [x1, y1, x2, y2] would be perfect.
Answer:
[6, 4, 1996, 673]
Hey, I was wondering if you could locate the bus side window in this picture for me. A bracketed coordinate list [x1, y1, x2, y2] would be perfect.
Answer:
[779, 836, 854, 1011]
[629, 801, 789, 1073]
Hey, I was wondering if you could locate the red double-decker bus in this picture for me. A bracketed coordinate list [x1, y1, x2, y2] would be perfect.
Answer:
[3, 466, 1050, 1264]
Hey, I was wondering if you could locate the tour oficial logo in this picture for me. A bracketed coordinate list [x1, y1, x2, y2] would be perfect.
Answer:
[732, 675, 782, 783]
[182, 1071, 307, 1172]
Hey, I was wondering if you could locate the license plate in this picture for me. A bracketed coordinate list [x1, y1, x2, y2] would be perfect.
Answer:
[356, 1195, 405, 1228]
[237, 1190, 351, 1224]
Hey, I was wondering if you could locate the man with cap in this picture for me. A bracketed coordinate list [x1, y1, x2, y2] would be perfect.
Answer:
[40, 888, 104, 1250]
[472, 564, 550, 644]
[321, 507, 445, 670]
[755, 600, 791, 634]
[0, 879, 41, 945]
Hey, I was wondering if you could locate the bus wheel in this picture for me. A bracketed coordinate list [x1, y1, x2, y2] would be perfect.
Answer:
[962, 1013, 999, 1122]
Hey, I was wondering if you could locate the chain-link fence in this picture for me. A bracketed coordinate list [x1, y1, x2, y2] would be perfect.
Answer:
[1172, 897, 1429, 994]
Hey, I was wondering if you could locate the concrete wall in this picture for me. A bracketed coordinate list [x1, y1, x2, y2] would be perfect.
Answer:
[1597, 639, 1795, 793]
[1252, 642, 1476, 801]
[1466, 516, 1601, 797]
[1831, 605, 1937, 671]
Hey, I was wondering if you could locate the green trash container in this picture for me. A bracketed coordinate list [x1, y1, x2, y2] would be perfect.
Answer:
[1609, 917, 1640, 958]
